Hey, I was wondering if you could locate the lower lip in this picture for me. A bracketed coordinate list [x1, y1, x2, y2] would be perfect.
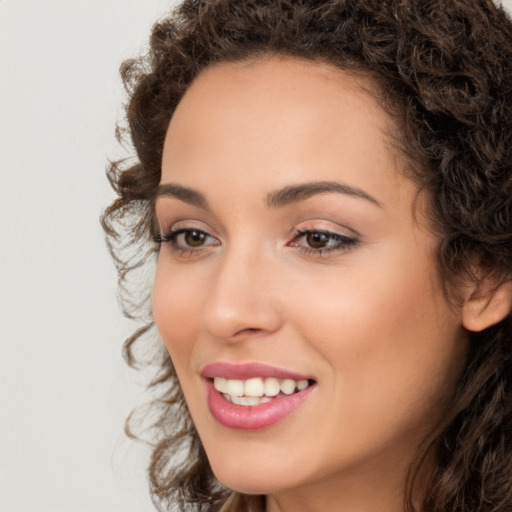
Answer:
[205, 380, 315, 430]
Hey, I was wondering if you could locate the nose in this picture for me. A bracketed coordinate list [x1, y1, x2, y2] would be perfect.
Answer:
[200, 247, 282, 343]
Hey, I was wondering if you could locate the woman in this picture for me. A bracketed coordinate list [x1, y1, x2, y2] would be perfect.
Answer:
[103, 1, 512, 511]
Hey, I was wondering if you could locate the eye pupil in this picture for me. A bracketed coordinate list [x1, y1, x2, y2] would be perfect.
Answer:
[307, 232, 328, 248]
[185, 230, 206, 246]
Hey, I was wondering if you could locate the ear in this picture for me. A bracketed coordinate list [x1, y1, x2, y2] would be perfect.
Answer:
[462, 279, 512, 332]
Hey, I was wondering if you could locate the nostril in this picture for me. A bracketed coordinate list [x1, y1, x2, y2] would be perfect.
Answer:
[235, 327, 262, 336]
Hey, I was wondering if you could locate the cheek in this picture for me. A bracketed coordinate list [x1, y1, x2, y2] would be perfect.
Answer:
[152, 261, 202, 366]
[288, 242, 465, 438]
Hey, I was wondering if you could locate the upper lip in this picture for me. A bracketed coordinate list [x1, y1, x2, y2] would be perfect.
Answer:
[201, 362, 314, 381]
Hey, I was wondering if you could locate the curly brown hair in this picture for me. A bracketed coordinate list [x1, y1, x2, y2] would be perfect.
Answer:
[102, 1, 512, 511]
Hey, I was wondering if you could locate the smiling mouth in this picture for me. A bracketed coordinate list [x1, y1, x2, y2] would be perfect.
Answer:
[212, 376, 316, 406]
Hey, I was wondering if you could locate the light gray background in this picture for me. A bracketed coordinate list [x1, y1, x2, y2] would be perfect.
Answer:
[1, 1, 511, 511]
[0, 1, 178, 511]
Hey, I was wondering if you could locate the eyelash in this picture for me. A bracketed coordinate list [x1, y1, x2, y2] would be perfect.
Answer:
[290, 229, 358, 256]
[154, 227, 358, 257]
[153, 228, 218, 257]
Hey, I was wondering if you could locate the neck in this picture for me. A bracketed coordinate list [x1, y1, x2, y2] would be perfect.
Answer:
[265, 451, 429, 512]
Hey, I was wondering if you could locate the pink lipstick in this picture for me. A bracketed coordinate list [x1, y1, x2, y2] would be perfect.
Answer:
[202, 362, 316, 430]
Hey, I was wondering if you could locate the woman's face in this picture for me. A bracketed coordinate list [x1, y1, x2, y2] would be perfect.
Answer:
[153, 57, 468, 507]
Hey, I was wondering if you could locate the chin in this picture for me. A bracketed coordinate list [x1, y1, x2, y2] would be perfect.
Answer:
[214, 470, 291, 496]
[207, 448, 301, 495]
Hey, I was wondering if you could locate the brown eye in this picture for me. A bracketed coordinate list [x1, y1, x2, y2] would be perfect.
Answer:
[289, 229, 358, 256]
[306, 232, 330, 249]
[157, 228, 219, 253]
[184, 230, 207, 247]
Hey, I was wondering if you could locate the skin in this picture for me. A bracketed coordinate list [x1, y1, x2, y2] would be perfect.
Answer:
[152, 57, 469, 512]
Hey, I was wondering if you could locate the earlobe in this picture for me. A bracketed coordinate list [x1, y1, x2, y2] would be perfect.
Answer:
[462, 280, 512, 332]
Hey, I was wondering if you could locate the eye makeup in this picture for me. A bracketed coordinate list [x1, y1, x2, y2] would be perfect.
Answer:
[154, 224, 359, 259]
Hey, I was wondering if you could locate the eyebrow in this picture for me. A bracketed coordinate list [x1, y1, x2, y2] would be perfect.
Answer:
[155, 180, 382, 210]
[156, 183, 209, 209]
[266, 181, 383, 209]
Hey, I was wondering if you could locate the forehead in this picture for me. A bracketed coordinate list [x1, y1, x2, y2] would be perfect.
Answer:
[165, 56, 391, 150]
[161, 56, 411, 209]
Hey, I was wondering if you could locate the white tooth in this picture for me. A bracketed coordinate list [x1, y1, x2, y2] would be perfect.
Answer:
[239, 396, 260, 406]
[245, 377, 264, 397]
[264, 378, 280, 397]
[226, 379, 244, 397]
[281, 379, 296, 395]
[222, 393, 232, 403]
[297, 379, 309, 391]
[227, 395, 272, 406]
[214, 377, 228, 393]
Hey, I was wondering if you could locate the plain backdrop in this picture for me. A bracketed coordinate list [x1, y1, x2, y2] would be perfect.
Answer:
[0, 1, 178, 511]
[1, 1, 512, 511]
